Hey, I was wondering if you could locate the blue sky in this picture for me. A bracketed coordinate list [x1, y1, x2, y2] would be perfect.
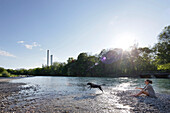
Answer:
[0, 0, 170, 69]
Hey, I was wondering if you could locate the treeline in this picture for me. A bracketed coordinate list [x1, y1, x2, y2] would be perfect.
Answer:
[2, 25, 170, 77]
[0, 67, 18, 77]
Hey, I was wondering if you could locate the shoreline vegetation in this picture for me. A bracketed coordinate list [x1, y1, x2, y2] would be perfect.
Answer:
[0, 73, 170, 78]
[0, 68, 170, 78]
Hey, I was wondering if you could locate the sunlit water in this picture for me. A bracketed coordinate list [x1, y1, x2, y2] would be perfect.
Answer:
[10, 76, 170, 112]
[11, 76, 170, 94]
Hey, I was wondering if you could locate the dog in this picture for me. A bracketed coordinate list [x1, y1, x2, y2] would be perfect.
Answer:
[87, 83, 103, 92]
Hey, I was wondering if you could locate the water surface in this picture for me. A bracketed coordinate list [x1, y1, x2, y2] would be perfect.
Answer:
[11, 76, 170, 95]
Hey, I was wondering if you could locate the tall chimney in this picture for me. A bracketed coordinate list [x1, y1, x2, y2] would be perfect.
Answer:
[47, 50, 49, 66]
[51, 55, 53, 66]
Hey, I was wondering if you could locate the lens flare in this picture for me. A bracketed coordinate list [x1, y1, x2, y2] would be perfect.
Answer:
[100, 49, 122, 64]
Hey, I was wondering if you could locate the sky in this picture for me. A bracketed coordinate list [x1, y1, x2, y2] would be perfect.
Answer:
[0, 0, 170, 69]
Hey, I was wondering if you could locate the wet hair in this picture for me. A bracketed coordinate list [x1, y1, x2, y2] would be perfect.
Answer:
[145, 79, 152, 84]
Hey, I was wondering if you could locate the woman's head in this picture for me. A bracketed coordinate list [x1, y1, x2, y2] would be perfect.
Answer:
[145, 79, 152, 84]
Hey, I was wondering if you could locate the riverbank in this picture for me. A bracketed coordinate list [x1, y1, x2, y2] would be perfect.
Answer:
[0, 77, 22, 82]
[116, 90, 170, 113]
[0, 81, 26, 112]
[0, 78, 170, 113]
[0, 78, 37, 112]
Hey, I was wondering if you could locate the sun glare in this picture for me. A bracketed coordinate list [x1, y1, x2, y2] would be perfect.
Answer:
[115, 32, 136, 50]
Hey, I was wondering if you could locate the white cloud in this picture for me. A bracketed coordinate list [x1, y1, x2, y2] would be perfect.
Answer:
[17, 41, 41, 50]
[25, 44, 33, 49]
[32, 42, 41, 47]
[17, 41, 24, 44]
[0, 50, 16, 57]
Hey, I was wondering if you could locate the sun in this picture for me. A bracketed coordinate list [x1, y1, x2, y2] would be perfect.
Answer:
[115, 32, 136, 50]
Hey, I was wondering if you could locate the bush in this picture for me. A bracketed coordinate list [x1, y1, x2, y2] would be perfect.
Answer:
[0, 67, 5, 73]
[1, 70, 10, 77]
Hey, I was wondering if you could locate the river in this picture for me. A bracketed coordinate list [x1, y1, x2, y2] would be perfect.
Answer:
[11, 76, 170, 94]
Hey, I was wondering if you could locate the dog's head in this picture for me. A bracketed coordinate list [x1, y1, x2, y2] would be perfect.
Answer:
[87, 83, 92, 85]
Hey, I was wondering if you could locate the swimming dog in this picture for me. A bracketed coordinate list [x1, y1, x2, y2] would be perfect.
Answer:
[87, 83, 103, 92]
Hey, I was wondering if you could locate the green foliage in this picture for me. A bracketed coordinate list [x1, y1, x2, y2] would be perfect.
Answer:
[157, 63, 170, 70]
[0, 67, 5, 73]
[155, 25, 170, 64]
[67, 57, 75, 64]
[1, 70, 10, 77]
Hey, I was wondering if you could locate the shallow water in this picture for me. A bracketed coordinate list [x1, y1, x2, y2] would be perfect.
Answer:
[10, 76, 170, 95]
[9, 76, 170, 112]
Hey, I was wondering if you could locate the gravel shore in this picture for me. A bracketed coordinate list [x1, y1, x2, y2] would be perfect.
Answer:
[116, 90, 170, 113]
[0, 79, 170, 113]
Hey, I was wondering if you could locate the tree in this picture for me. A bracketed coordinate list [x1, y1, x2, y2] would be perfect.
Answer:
[153, 25, 170, 71]
[1, 70, 10, 77]
[155, 25, 170, 64]
[0, 67, 5, 73]
[138, 47, 157, 72]
[67, 57, 75, 64]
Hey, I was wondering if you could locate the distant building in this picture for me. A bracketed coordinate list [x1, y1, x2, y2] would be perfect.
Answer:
[51, 55, 53, 66]
[47, 50, 49, 66]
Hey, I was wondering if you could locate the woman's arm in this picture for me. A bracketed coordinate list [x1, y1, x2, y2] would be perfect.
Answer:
[135, 87, 143, 90]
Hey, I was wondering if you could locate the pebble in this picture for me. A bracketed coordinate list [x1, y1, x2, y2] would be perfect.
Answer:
[1, 102, 5, 107]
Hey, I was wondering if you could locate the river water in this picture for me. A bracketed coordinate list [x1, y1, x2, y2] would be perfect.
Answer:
[11, 76, 170, 94]
[9, 76, 170, 112]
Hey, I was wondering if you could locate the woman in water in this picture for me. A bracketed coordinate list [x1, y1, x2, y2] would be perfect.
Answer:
[132, 79, 156, 98]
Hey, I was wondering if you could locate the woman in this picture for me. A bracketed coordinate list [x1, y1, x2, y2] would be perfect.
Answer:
[132, 79, 156, 98]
